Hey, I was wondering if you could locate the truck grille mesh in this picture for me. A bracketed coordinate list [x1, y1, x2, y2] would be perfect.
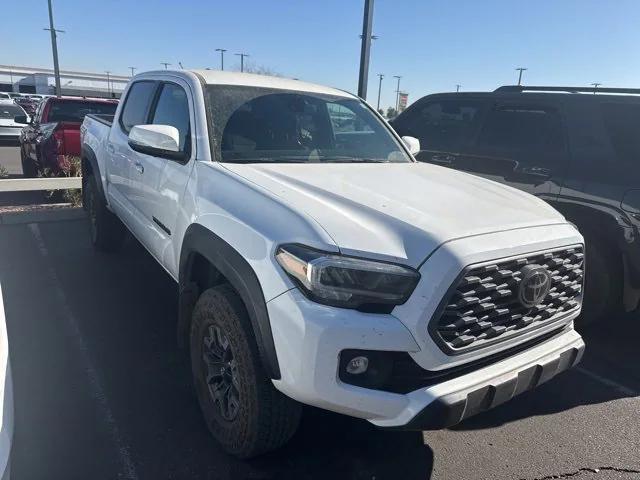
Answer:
[432, 246, 584, 353]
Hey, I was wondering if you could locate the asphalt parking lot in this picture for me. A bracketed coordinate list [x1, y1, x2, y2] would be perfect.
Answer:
[0, 146, 639, 480]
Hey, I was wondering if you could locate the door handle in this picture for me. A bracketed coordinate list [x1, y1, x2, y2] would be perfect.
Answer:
[430, 153, 456, 164]
[521, 166, 551, 177]
[134, 161, 144, 174]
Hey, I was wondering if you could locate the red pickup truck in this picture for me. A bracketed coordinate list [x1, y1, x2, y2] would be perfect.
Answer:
[18, 96, 117, 177]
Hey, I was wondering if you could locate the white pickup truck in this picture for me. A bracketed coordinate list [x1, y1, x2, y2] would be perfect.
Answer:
[81, 70, 585, 458]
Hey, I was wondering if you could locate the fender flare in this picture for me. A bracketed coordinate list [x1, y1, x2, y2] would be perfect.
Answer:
[178, 223, 281, 379]
[81, 145, 106, 203]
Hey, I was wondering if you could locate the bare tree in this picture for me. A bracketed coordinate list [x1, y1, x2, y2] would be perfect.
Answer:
[241, 62, 282, 77]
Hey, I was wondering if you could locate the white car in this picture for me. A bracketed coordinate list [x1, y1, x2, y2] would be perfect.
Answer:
[0, 101, 28, 142]
[81, 70, 585, 458]
[0, 285, 14, 479]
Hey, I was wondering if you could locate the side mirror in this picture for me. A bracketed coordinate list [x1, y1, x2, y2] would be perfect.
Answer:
[128, 124, 184, 160]
[402, 136, 421, 155]
[14, 115, 29, 125]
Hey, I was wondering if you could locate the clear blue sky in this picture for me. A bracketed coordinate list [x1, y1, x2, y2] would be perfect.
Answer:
[3, 0, 640, 109]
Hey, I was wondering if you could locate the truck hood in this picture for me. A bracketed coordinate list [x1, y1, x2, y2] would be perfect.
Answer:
[222, 162, 566, 266]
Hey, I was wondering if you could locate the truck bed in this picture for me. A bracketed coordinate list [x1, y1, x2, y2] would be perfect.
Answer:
[85, 114, 114, 127]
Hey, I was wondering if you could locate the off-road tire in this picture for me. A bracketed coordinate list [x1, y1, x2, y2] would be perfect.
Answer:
[84, 174, 125, 252]
[578, 233, 622, 327]
[190, 284, 301, 458]
[20, 148, 38, 178]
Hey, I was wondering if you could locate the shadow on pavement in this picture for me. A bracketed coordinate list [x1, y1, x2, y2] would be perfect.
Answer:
[1, 218, 433, 480]
[451, 314, 640, 432]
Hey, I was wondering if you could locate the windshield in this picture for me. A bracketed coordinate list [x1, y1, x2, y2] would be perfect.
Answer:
[48, 101, 117, 123]
[205, 85, 411, 163]
[0, 104, 24, 119]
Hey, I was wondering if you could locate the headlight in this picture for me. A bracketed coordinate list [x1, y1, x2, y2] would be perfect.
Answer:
[275, 244, 420, 310]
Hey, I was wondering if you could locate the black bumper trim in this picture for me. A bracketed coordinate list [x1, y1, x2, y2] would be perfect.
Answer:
[386, 342, 585, 431]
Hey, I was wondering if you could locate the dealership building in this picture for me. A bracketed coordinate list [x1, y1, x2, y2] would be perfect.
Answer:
[0, 65, 129, 98]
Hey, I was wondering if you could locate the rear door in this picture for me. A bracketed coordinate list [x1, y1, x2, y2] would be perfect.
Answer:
[106, 80, 158, 213]
[392, 96, 487, 167]
[466, 101, 570, 198]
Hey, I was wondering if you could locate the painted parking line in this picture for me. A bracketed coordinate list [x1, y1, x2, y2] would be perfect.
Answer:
[575, 366, 639, 397]
[28, 223, 139, 480]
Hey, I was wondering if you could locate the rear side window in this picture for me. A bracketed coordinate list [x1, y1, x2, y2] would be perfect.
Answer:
[120, 81, 157, 132]
[476, 105, 565, 153]
[601, 103, 640, 163]
[47, 101, 117, 123]
[150, 83, 191, 153]
[393, 99, 484, 151]
[0, 104, 24, 119]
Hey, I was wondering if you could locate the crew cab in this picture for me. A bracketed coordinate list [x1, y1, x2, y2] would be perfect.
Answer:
[391, 85, 640, 324]
[17, 96, 117, 177]
[81, 70, 585, 458]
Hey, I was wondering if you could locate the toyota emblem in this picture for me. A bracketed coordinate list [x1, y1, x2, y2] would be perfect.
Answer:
[518, 265, 551, 308]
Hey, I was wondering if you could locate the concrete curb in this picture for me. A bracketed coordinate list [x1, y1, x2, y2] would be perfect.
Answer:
[0, 207, 86, 225]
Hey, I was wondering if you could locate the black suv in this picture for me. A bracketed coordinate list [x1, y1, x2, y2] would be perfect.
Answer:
[391, 85, 640, 324]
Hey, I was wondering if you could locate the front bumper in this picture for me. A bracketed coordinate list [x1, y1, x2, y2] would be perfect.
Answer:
[268, 288, 584, 428]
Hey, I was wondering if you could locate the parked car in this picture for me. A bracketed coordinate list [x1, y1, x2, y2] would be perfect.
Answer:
[17, 96, 117, 177]
[0, 93, 10, 100]
[13, 97, 38, 116]
[0, 101, 28, 143]
[0, 284, 15, 480]
[391, 85, 640, 324]
[81, 70, 586, 457]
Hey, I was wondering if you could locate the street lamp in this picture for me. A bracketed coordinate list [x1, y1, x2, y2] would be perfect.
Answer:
[515, 67, 527, 86]
[456, 84, 461, 92]
[235, 53, 249, 72]
[376, 74, 384, 111]
[393, 75, 402, 112]
[591, 82, 602, 94]
[160, 62, 171, 70]
[128, 66, 136, 77]
[104, 71, 111, 97]
[215, 48, 227, 70]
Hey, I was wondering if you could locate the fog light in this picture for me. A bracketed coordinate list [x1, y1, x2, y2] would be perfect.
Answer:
[346, 356, 369, 375]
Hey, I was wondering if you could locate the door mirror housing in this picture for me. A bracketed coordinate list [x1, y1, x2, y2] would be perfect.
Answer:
[401, 136, 421, 155]
[128, 124, 185, 160]
[14, 115, 29, 125]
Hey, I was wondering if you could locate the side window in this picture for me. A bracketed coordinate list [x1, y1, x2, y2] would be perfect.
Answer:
[394, 99, 484, 151]
[476, 105, 565, 153]
[601, 102, 640, 163]
[327, 103, 374, 133]
[150, 83, 191, 153]
[119, 81, 157, 133]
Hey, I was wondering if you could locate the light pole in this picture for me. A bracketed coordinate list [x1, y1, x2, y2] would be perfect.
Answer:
[393, 75, 402, 112]
[104, 71, 111, 98]
[215, 48, 227, 70]
[160, 62, 171, 70]
[44, 0, 64, 97]
[357, 0, 375, 99]
[376, 74, 384, 111]
[456, 84, 461, 92]
[235, 53, 249, 72]
[515, 67, 527, 86]
[591, 82, 601, 94]
[128, 66, 136, 77]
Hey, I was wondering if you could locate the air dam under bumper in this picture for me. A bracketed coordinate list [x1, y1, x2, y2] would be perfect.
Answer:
[268, 288, 584, 429]
[382, 332, 584, 430]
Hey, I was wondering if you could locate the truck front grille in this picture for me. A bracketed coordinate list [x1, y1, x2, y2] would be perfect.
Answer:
[431, 246, 583, 354]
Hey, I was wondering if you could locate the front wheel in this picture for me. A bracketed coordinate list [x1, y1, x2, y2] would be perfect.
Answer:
[578, 234, 622, 327]
[190, 284, 301, 458]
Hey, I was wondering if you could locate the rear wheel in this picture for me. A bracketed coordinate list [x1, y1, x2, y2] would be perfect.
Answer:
[190, 284, 301, 458]
[20, 148, 38, 178]
[84, 174, 125, 252]
[578, 233, 622, 327]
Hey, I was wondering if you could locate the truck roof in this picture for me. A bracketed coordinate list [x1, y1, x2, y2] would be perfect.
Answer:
[139, 69, 353, 98]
